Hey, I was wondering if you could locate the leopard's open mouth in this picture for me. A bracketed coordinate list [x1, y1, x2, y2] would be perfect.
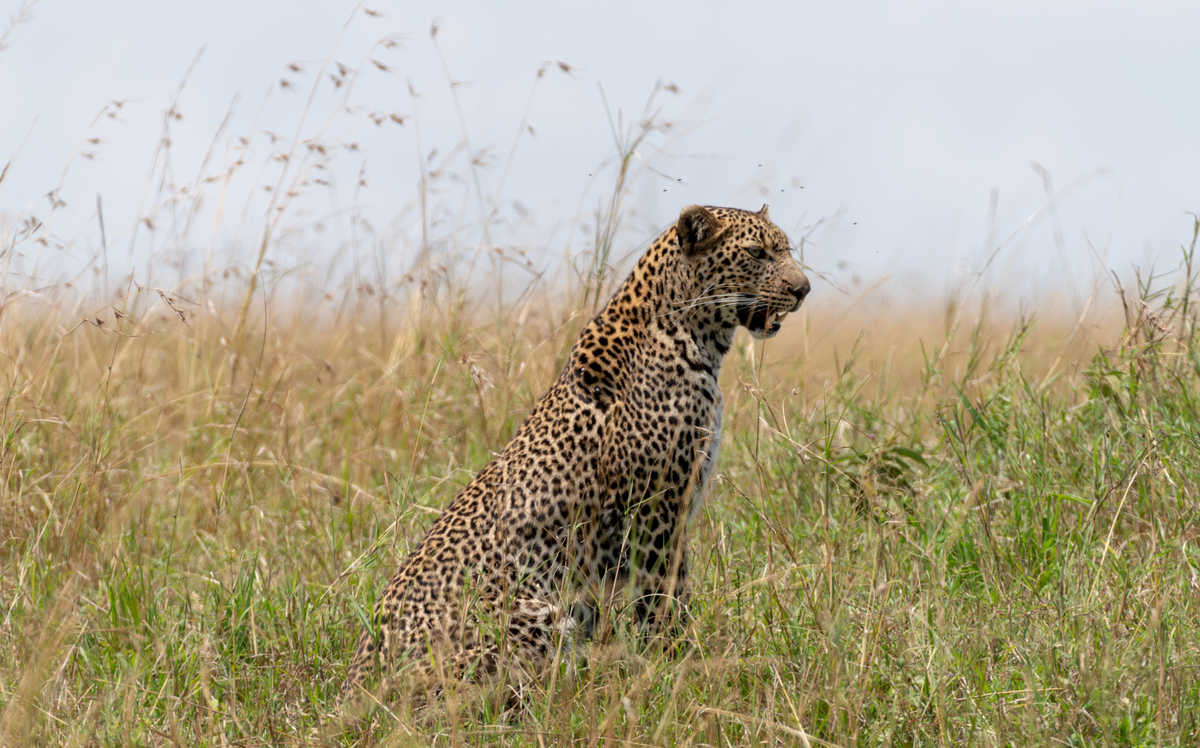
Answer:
[736, 302, 790, 339]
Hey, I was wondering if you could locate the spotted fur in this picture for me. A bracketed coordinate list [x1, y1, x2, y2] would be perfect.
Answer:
[342, 204, 810, 698]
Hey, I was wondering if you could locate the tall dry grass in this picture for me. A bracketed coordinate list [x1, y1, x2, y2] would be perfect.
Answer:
[4, 240, 1199, 743]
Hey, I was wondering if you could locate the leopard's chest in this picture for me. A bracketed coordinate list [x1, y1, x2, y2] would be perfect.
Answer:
[689, 393, 722, 520]
[650, 355, 723, 517]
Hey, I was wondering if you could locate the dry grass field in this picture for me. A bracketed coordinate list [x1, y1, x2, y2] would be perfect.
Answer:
[2, 228, 1199, 745]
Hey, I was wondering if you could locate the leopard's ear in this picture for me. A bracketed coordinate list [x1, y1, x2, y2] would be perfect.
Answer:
[676, 205, 721, 255]
[757, 203, 770, 220]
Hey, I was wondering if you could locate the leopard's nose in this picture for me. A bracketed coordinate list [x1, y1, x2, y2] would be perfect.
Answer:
[790, 275, 811, 306]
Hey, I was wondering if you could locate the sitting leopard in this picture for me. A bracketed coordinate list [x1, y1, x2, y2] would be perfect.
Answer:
[342, 204, 810, 699]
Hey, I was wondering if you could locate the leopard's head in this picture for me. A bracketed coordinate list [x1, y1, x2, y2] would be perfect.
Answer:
[675, 204, 811, 339]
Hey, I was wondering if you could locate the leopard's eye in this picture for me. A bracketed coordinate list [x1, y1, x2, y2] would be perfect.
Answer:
[746, 246, 768, 261]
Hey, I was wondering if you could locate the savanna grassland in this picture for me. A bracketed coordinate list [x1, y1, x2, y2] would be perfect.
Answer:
[3, 9, 1200, 742]
[2, 226, 1199, 746]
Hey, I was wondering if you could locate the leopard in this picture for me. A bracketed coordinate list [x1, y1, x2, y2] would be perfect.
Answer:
[342, 204, 811, 700]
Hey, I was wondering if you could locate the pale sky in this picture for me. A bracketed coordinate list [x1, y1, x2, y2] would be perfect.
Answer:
[2, 0, 1198, 309]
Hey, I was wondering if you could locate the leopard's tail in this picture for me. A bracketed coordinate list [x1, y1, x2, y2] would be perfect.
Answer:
[340, 626, 378, 701]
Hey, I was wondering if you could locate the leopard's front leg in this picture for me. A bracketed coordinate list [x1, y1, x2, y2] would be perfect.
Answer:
[629, 517, 692, 648]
